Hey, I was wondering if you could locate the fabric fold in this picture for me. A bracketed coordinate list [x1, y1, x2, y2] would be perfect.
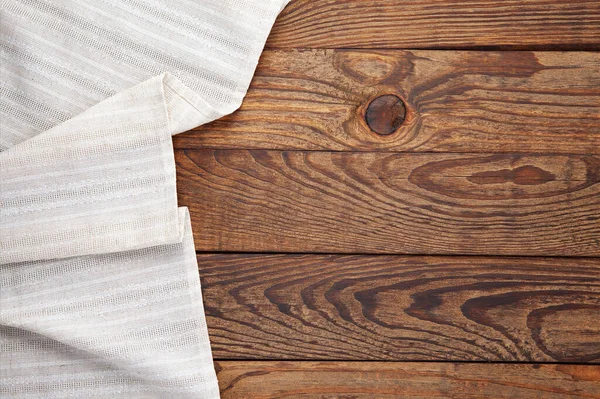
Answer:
[2, 208, 220, 398]
[0, 72, 221, 264]
[2, 75, 176, 264]
[1, 0, 290, 397]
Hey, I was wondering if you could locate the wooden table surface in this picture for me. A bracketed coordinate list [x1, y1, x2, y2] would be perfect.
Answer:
[174, 1, 600, 397]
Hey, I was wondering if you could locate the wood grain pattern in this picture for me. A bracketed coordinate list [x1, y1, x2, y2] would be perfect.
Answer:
[267, 0, 600, 49]
[199, 254, 600, 362]
[174, 50, 600, 154]
[184, 3, 600, 393]
[177, 150, 600, 256]
[215, 361, 600, 398]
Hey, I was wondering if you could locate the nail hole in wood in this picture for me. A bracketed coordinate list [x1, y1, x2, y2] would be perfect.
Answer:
[365, 94, 406, 136]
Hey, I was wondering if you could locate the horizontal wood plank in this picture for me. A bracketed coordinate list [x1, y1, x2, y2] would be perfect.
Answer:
[174, 50, 600, 154]
[215, 361, 600, 398]
[267, 0, 600, 49]
[177, 150, 600, 256]
[199, 254, 600, 362]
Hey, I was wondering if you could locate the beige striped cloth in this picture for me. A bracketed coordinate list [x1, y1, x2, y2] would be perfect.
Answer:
[0, 0, 288, 397]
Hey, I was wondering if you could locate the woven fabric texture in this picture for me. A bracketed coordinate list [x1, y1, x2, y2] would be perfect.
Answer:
[0, 0, 288, 397]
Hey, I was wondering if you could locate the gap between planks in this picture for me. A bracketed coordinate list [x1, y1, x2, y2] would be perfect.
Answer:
[195, 251, 600, 259]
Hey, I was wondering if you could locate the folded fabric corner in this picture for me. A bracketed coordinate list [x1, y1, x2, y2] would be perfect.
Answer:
[1, 0, 290, 397]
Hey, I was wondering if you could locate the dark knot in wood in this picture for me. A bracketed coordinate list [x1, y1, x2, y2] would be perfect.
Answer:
[365, 94, 406, 136]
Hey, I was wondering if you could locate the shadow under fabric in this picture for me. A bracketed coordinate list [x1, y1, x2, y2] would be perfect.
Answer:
[0, 1, 289, 397]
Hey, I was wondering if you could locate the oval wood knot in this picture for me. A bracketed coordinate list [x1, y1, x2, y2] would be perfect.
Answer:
[365, 94, 406, 135]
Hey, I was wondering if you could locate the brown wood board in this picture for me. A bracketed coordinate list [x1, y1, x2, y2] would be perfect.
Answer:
[215, 361, 600, 398]
[199, 254, 600, 362]
[177, 150, 600, 256]
[266, 0, 600, 50]
[174, 51, 600, 154]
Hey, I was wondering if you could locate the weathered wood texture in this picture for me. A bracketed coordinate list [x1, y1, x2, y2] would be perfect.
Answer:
[174, 51, 600, 154]
[177, 150, 600, 256]
[215, 361, 600, 398]
[183, 3, 600, 395]
[199, 254, 600, 362]
[266, 0, 600, 49]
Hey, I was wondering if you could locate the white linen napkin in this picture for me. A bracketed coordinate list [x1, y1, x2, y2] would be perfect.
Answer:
[0, 0, 288, 397]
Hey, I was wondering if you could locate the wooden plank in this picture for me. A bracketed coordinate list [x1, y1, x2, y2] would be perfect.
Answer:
[177, 150, 600, 256]
[199, 254, 600, 362]
[215, 361, 600, 398]
[266, 0, 600, 50]
[174, 50, 600, 154]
